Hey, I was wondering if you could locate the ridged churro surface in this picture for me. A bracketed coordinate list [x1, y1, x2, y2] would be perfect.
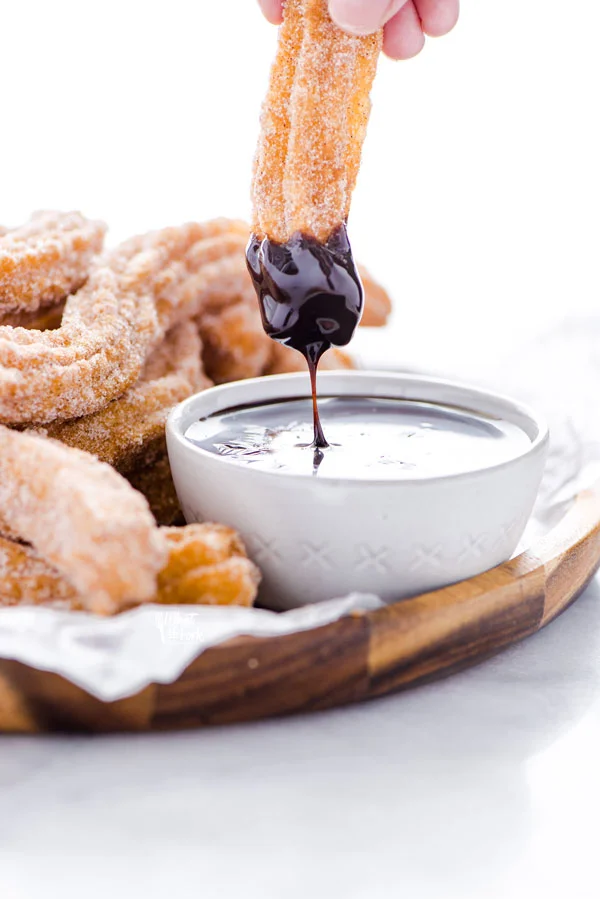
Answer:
[252, 0, 381, 243]
[0, 211, 106, 316]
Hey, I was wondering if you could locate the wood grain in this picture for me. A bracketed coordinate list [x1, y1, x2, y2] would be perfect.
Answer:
[1, 481, 599, 733]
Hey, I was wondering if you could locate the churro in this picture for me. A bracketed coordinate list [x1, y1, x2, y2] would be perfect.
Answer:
[37, 321, 210, 473]
[0, 219, 248, 425]
[0, 426, 166, 614]
[126, 454, 183, 527]
[199, 299, 274, 384]
[246, 0, 382, 443]
[0, 524, 260, 611]
[157, 524, 260, 607]
[251, 0, 381, 244]
[0, 536, 82, 610]
[358, 265, 392, 328]
[0, 211, 105, 316]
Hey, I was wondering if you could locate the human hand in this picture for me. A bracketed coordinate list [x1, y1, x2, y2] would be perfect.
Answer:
[258, 0, 459, 60]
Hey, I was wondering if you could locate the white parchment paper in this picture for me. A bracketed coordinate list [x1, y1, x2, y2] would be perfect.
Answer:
[0, 315, 597, 702]
[0, 595, 382, 702]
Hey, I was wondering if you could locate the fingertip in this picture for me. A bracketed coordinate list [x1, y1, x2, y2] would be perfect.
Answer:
[329, 0, 408, 36]
[383, 35, 426, 60]
[258, 0, 284, 25]
[418, 0, 459, 37]
[383, 3, 426, 60]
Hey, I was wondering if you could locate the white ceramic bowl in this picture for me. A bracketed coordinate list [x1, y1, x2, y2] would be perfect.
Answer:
[167, 372, 548, 610]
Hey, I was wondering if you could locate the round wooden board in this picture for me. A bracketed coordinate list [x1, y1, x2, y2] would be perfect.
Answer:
[1, 481, 600, 733]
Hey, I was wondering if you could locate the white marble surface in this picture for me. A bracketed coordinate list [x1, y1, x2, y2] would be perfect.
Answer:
[1, 575, 599, 899]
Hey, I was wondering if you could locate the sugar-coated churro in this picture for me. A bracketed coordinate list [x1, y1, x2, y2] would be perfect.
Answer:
[0, 426, 166, 614]
[0, 219, 247, 425]
[251, 0, 381, 244]
[0, 211, 106, 316]
[0, 524, 260, 612]
[37, 321, 210, 473]
[0, 536, 82, 610]
[157, 525, 260, 607]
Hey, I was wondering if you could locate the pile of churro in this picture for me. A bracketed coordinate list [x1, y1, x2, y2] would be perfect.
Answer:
[0, 209, 391, 614]
[0, 1, 390, 615]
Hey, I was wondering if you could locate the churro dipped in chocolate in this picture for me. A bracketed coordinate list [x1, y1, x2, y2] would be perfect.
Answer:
[246, 0, 381, 445]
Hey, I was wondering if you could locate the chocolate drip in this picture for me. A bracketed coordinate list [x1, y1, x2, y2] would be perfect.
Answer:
[246, 224, 363, 447]
[307, 353, 328, 448]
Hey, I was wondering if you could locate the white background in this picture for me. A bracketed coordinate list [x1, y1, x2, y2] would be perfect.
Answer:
[2, 0, 597, 373]
[2, 4, 600, 897]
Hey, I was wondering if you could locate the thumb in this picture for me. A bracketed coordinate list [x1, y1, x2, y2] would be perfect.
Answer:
[328, 0, 408, 34]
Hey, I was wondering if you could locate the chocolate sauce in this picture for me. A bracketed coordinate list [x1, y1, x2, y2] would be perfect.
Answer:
[246, 224, 363, 447]
[185, 397, 531, 480]
[307, 356, 327, 449]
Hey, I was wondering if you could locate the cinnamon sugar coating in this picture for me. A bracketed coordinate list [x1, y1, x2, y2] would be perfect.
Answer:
[0, 219, 248, 424]
[0, 426, 166, 613]
[0, 536, 83, 610]
[0, 211, 106, 316]
[36, 322, 211, 474]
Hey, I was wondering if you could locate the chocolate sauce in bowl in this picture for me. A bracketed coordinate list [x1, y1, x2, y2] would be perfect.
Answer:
[185, 397, 531, 481]
[246, 224, 363, 448]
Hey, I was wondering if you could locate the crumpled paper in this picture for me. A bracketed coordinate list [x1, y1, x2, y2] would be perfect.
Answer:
[0, 594, 382, 702]
[0, 315, 597, 702]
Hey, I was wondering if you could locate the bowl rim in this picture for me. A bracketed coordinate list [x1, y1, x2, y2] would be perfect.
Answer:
[167, 370, 549, 487]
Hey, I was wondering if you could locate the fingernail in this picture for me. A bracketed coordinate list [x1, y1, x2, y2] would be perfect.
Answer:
[329, 0, 399, 34]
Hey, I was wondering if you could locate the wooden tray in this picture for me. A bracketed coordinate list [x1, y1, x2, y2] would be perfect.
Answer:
[1, 481, 599, 733]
